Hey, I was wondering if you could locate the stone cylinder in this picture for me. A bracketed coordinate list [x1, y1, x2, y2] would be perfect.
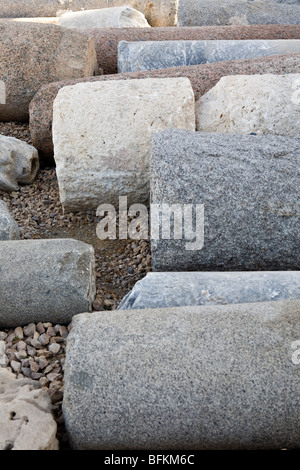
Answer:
[29, 53, 300, 162]
[118, 271, 300, 310]
[117, 39, 300, 73]
[150, 130, 300, 272]
[177, 0, 300, 27]
[0, 21, 99, 122]
[0, 1, 178, 27]
[63, 300, 300, 449]
[0, 239, 96, 327]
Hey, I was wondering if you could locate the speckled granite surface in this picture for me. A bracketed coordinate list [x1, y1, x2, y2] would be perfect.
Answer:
[0, 21, 99, 122]
[29, 53, 300, 161]
[90, 25, 300, 74]
[177, 0, 300, 27]
[63, 301, 300, 450]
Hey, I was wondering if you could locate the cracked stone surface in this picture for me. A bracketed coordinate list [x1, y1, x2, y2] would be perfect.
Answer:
[0, 367, 59, 450]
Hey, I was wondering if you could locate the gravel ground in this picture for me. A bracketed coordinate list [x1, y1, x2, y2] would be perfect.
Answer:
[0, 121, 152, 449]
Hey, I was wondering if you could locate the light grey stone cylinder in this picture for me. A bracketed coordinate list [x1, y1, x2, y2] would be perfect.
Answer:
[118, 39, 300, 73]
[0, 1, 178, 27]
[0, 200, 20, 240]
[150, 130, 300, 272]
[63, 300, 300, 449]
[0, 239, 96, 327]
[177, 0, 300, 27]
[118, 271, 300, 310]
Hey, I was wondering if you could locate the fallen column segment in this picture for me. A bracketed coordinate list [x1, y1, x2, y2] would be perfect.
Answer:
[118, 39, 300, 73]
[151, 130, 300, 272]
[177, 0, 300, 26]
[52, 78, 195, 211]
[0, 21, 99, 122]
[118, 271, 300, 310]
[29, 53, 300, 161]
[63, 300, 300, 449]
[0, 239, 96, 327]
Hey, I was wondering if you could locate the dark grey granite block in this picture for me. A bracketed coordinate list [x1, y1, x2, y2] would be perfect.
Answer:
[118, 271, 300, 310]
[63, 300, 300, 449]
[150, 130, 300, 272]
[0, 239, 96, 327]
[118, 39, 300, 72]
[177, 0, 300, 27]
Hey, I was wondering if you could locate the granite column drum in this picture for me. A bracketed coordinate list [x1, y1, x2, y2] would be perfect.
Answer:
[63, 301, 300, 449]
[150, 130, 300, 272]
[177, 0, 300, 26]
[0, 21, 99, 122]
[0, 239, 96, 327]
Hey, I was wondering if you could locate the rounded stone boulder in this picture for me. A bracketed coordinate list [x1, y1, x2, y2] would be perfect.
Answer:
[0, 135, 39, 192]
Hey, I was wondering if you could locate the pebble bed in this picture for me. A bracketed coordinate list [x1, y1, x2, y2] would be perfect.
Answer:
[0, 121, 152, 448]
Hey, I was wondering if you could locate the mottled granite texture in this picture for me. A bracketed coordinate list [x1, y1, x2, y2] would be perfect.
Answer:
[177, 0, 300, 26]
[0, 0, 178, 27]
[117, 39, 300, 73]
[118, 272, 300, 310]
[151, 130, 300, 272]
[0, 21, 99, 122]
[29, 53, 300, 161]
[63, 301, 300, 450]
[0, 239, 96, 327]
[91, 25, 300, 74]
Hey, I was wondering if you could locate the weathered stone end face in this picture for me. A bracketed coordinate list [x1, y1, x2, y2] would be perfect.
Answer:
[177, 0, 300, 26]
[63, 301, 300, 450]
[117, 271, 300, 310]
[196, 73, 300, 136]
[0, 135, 39, 192]
[0, 200, 20, 240]
[0, 368, 59, 450]
[0, 239, 96, 327]
[0, 21, 99, 122]
[117, 39, 300, 73]
[52, 78, 195, 212]
[151, 130, 300, 272]
[0, 0, 178, 27]
[59, 7, 151, 29]
[29, 53, 300, 161]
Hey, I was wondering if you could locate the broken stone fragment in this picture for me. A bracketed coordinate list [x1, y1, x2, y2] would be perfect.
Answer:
[0, 367, 59, 450]
[0, 135, 39, 192]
